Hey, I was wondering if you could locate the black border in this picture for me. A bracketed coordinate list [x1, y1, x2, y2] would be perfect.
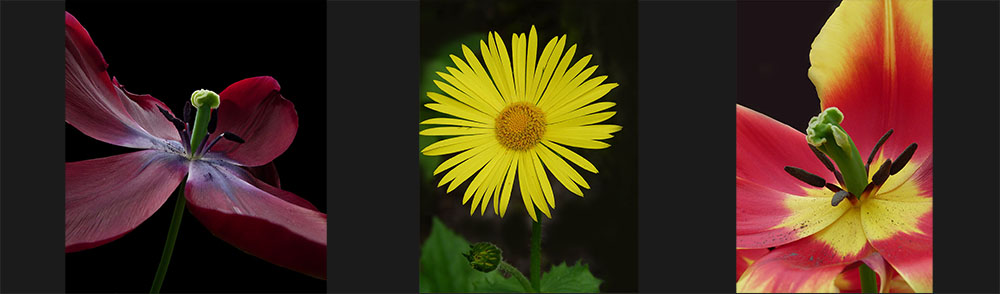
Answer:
[0, 1, 67, 293]
[638, 1, 736, 293]
[326, 1, 419, 292]
[934, 1, 1000, 292]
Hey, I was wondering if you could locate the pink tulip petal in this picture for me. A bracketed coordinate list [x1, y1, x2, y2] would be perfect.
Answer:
[65, 12, 181, 149]
[66, 150, 188, 252]
[737, 207, 873, 292]
[185, 161, 325, 279]
[737, 249, 770, 282]
[205, 77, 298, 167]
[736, 105, 836, 195]
[737, 177, 849, 249]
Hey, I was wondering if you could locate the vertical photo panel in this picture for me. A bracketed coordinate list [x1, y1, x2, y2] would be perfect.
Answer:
[64, 0, 327, 292]
[418, 0, 638, 292]
[736, 1, 933, 293]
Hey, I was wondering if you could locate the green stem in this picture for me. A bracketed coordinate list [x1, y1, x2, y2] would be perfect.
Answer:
[150, 183, 186, 293]
[530, 217, 542, 293]
[498, 261, 534, 293]
[189, 104, 212, 154]
[859, 264, 877, 293]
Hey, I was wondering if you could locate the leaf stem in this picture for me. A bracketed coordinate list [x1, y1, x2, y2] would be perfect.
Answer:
[150, 183, 186, 294]
[530, 217, 542, 293]
[859, 263, 877, 293]
[498, 260, 534, 293]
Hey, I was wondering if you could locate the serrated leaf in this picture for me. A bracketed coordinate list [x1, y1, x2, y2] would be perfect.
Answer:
[540, 261, 602, 293]
[420, 217, 509, 293]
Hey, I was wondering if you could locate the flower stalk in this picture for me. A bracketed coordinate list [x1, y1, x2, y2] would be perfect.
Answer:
[859, 264, 877, 293]
[530, 217, 542, 293]
[149, 183, 186, 294]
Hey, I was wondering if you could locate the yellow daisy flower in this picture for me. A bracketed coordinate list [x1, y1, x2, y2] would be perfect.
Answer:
[420, 26, 621, 221]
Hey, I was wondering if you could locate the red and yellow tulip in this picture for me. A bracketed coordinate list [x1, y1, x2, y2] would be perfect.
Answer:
[736, 0, 931, 292]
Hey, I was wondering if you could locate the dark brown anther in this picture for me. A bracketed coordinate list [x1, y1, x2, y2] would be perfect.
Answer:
[831, 190, 851, 206]
[784, 166, 826, 187]
[866, 129, 894, 172]
[890, 143, 918, 175]
[871, 159, 893, 186]
[825, 183, 842, 193]
[156, 105, 187, 135]
[221, 132, 245, 144]
[809, 145, 845, 186]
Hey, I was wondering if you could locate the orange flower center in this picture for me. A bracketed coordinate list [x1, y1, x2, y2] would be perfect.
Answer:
[495, 102, 546, 151]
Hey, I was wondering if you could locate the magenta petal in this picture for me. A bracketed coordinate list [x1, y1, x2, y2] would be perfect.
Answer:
[65, 12, 181, 149]
[185, 161, 326, 279]
[206, 76, 298, 167]
[66, 150, 188, 252]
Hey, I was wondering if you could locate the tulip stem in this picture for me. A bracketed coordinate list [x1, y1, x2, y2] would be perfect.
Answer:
[150, 183, 186, 294]
[859, 264, 877, 293]
[530, 216, 542, 293]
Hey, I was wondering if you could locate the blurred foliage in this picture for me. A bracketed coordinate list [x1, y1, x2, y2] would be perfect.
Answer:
[420, 218, 601, 293]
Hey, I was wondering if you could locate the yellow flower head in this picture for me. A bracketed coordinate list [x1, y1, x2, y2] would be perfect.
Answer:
[420, 26, 621, 221]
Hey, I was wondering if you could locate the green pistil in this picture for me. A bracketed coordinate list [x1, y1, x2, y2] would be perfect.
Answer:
[188, 89, 220, 153]
[806, 107, 867, 195]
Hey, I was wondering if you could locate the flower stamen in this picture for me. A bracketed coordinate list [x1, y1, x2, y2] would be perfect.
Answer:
[866, 129, 894, 173]
[890, 143, 918, 175]
[783, 166, 826, 187]
[495, 102, 546, 151]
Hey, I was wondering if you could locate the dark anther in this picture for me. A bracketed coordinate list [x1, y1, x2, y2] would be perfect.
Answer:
[221, 132, 245, 143]
[183, 101, 193, 125]
[200, 132, 245, 156]
[207, 108, 218, 133]
[809, 145, 845, 186]
[156, 105, 187, 135]
[831, 190, 851, 206]
[866, 129, 894, 172]
[890, 143, 917, 175]
[809, 145, 836, 172]
[871, 159, 893, 186]
[784, 166, 826, 187]
[824, 183, 842, 193]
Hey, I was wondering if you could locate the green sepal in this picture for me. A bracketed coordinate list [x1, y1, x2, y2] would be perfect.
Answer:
[464, 242, 503, 273]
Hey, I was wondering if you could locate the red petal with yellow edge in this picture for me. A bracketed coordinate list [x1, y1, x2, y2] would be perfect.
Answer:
[861, 189, 932, 292]
[737, 177, 849, 249]
[737, 208, 872, 293]
[736, 105, 835, 195]
[808, 0, 932, 163]
[837, 258, 916, 293]
[737, 249, 769, 282]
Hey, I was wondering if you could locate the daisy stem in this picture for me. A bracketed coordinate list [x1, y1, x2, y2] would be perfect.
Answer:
[859, 264, 877, 293]
[150, 182, 186, 294]
[530, 217, 542, 293]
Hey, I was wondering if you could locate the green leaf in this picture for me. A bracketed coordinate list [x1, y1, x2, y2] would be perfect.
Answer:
[420, 217, 509, 293]
[471, 272, 525, 293]
[540, 261, 602, 293]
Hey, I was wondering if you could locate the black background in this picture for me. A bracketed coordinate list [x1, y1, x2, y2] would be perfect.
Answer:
[419, 0, 638, 292]
[63, 0, 326, 292]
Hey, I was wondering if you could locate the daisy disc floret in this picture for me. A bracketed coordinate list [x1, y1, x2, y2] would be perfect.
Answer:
[420, 26, 622, 221]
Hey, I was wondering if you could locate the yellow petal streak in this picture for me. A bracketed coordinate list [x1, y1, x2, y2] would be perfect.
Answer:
[421, 26, 620, 219]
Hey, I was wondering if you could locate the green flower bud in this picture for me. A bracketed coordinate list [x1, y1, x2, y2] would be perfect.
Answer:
[463, 242, 502, 273]
[191, 89, 220, 109]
